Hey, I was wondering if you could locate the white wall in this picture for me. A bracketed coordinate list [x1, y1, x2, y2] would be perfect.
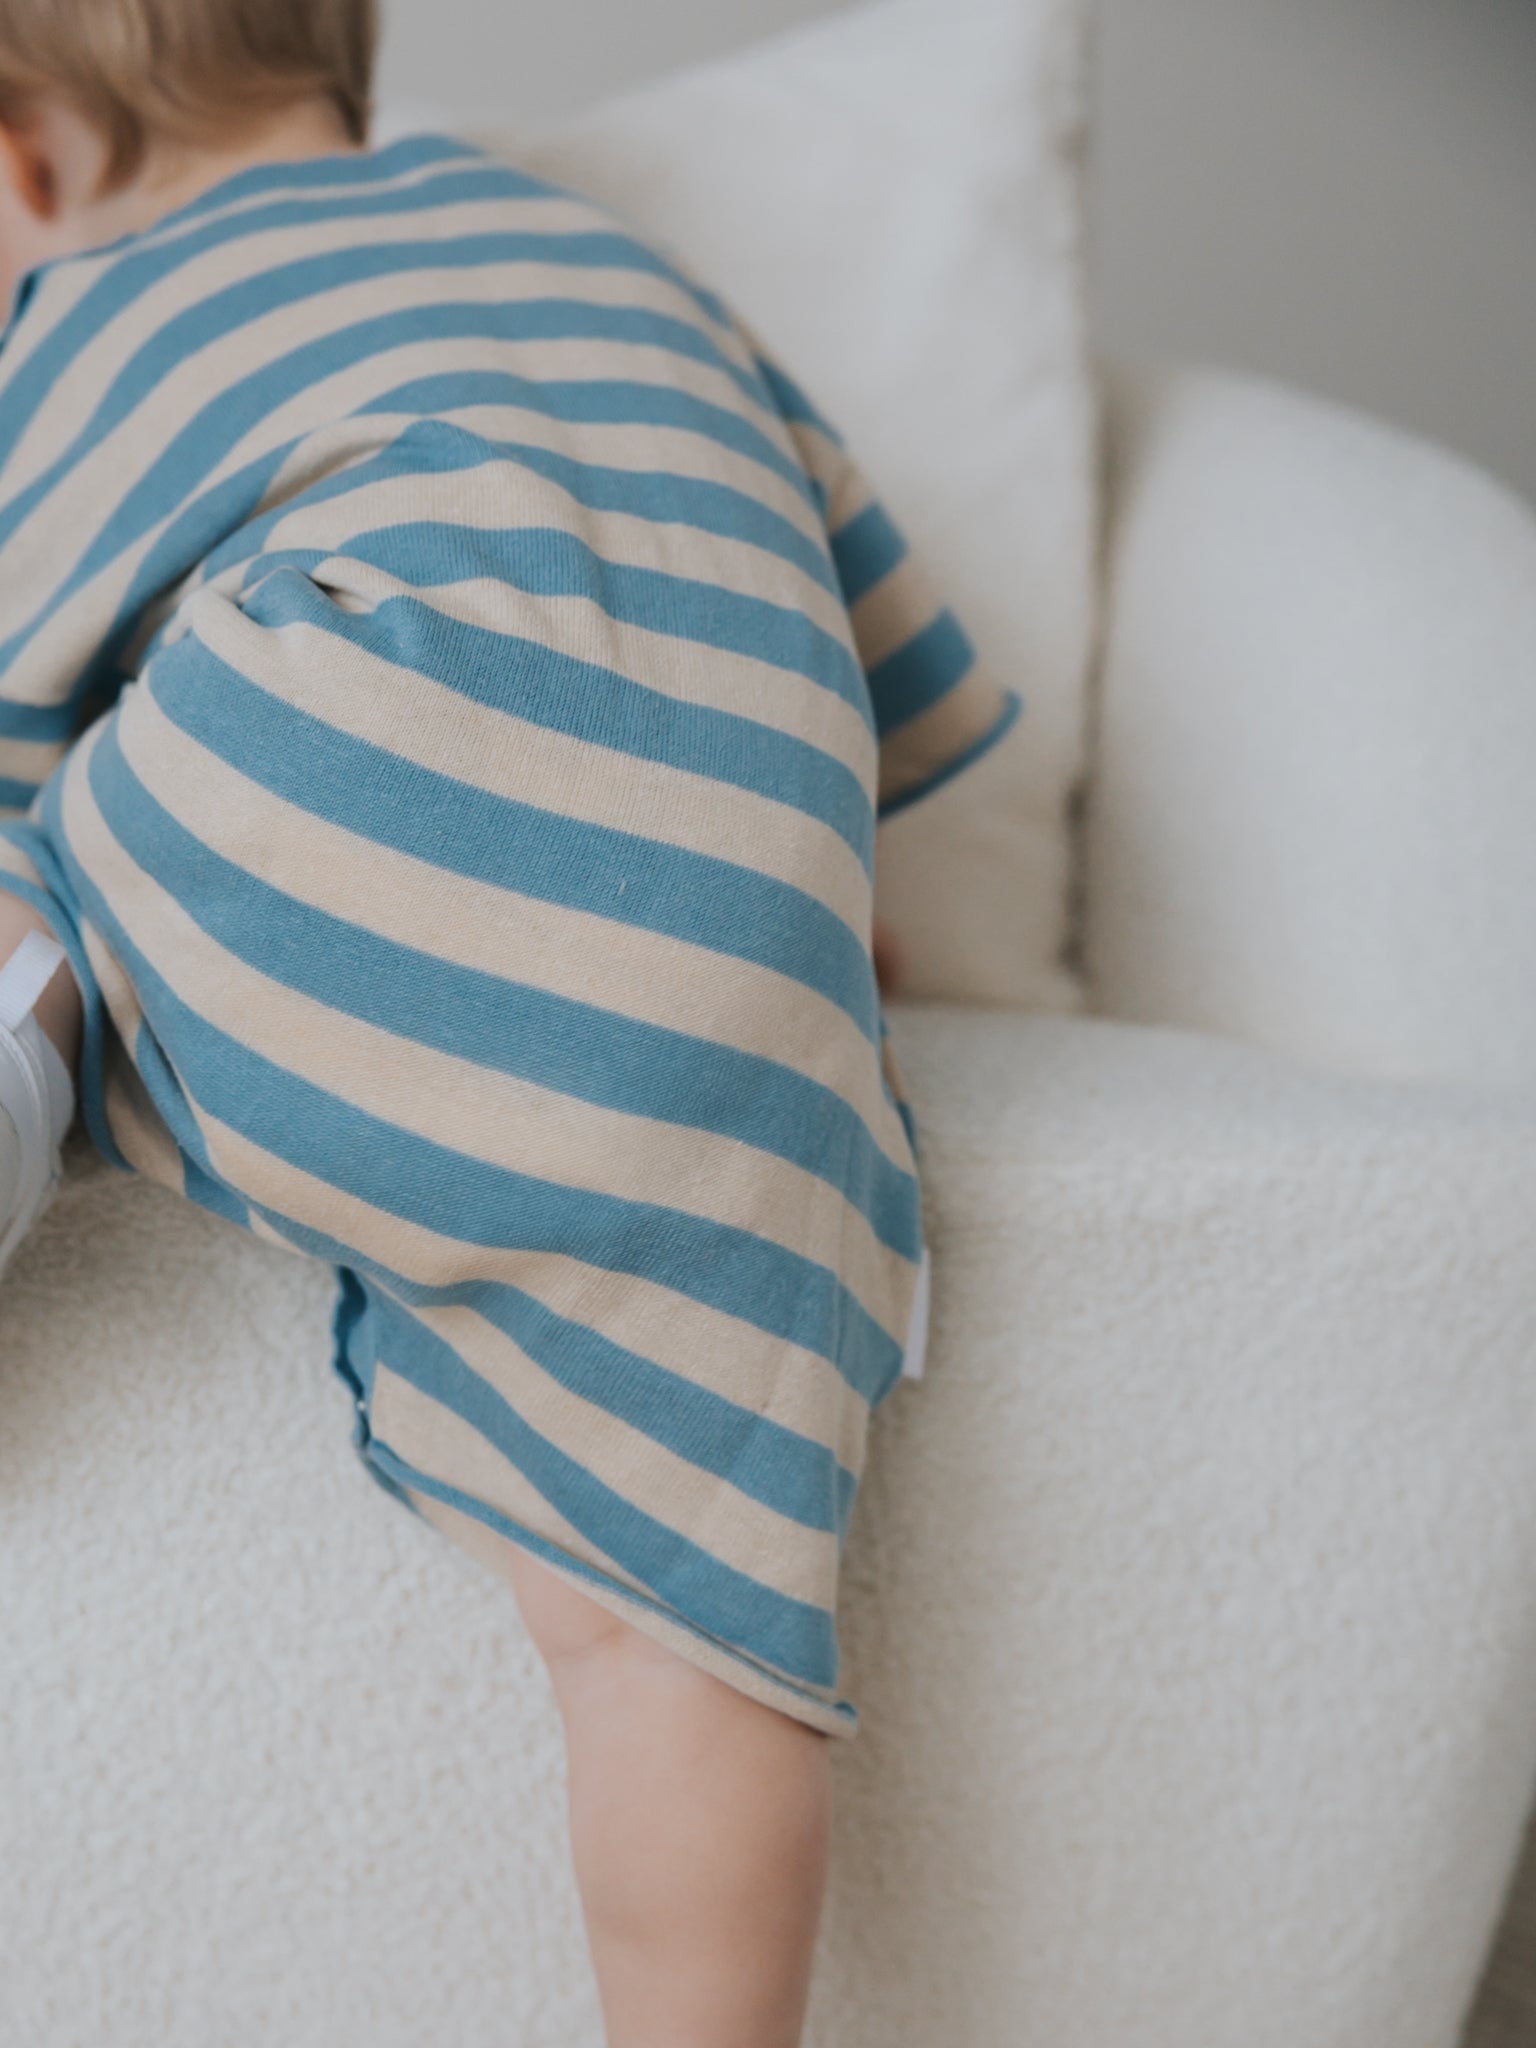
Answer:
[377, 0, 845, 127]
[1092, 0, 1536, 506]
[377, 0, 1536, 505]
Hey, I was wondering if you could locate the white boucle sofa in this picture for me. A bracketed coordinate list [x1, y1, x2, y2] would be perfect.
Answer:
[4, 8, 1536, 2048]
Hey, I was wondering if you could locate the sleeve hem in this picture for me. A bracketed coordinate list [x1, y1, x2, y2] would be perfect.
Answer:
[875, 690, 1023, 823]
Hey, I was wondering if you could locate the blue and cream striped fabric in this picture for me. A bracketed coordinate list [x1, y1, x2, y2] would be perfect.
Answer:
[0, 134, 1020, 1732]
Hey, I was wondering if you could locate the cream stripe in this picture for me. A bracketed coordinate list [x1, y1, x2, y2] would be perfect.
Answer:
[402, 1480, 850, 1732]
[187, 593, 877, 937]
[850, 556, 951, 670]
[0, 837, 45, 889]
[0, 738, 64, 788]
[84, 711, 913, 1325]
[120, 681, 907, 1171]
[206, 1110, 874, 1469]
[776, 411, 853, 509]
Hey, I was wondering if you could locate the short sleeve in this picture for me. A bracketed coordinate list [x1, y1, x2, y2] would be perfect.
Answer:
[757, 353, 1023, 819]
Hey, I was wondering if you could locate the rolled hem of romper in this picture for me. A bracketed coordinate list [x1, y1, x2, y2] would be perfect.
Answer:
[876, 688, 1023, 821]
[365, 1437, 860, 1739]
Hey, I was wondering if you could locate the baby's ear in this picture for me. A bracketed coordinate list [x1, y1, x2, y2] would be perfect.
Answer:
[0, 115, 60, 220]
[0, 99, 108, 222]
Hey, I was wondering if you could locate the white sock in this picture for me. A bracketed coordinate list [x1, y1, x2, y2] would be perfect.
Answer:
[0, 930, 77, 1276]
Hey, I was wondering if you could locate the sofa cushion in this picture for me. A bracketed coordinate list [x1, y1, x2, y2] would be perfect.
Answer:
[470, 0, 1098, 1011]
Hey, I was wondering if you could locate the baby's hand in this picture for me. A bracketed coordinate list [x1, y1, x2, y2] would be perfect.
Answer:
[872, 920, 904, 1000]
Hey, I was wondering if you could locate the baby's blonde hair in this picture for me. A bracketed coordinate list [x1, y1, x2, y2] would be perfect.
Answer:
[0, 0, 378, 189]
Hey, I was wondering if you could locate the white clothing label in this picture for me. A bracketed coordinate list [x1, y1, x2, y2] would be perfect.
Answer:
[900, 1243, 932, 1382]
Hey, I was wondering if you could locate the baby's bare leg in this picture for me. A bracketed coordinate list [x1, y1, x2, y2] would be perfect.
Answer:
[0, 893, 81, 1067]
[507, 1550, 832, 2048]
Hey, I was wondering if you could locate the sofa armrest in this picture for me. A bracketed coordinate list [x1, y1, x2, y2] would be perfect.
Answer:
[1084, 364, 1536, 1094]
[5, 1010, 1535, 2046]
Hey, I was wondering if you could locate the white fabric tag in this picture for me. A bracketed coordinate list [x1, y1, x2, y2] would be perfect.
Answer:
[900, 1243, 932, 1382]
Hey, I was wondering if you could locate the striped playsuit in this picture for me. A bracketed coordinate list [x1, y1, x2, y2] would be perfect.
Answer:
[0, 135, 1020, 1733]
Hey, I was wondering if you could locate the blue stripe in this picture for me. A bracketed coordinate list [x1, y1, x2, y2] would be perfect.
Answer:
[88, 723, 918, 1256]
[56, 736, 904, 1394]
[867, 609, 977, 737]
[252, 517, 869, 718]
[0, 699, 79, 742]
[830, 501, 908, 606]
[879, 691, 1024, 821]
[145, 635, 879, 1035]
[0, 775, 38, 809]
[361, 1296, 841, 1689]
[358, 368, 817, 507]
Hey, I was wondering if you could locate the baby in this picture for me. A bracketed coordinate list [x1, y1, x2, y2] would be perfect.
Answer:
[0, 2, 1019, 2041]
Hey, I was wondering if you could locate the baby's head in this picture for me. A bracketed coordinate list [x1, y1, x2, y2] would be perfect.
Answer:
[0, 0, 377, 309]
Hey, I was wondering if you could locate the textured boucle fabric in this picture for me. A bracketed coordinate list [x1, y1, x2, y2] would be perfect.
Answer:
[5, 1007, 1536, 2045]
